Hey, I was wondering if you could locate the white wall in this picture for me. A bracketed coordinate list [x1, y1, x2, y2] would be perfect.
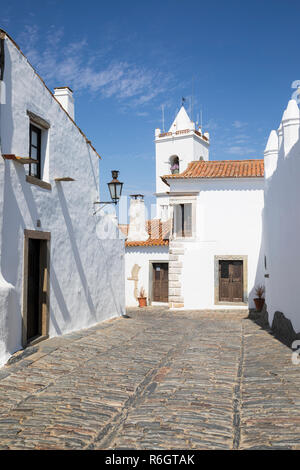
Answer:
[0, 34, 125, 366]
[169, 178, 265, 309]
[264, 99, 300, 332]
[155, 132, 209, 219]
[125, 246, 169, 306]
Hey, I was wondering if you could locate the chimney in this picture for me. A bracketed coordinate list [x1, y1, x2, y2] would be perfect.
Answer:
[54, 87, 75, 120]
[127, 195, 149, 242]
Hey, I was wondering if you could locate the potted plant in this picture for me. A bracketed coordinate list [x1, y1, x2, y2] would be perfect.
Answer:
[138, 287, 147, 307]
[171, 163, 179, 174]
[254, 285, 265, 312]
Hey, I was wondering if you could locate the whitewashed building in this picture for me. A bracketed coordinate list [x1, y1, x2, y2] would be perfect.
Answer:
[263, 98, 300, 340]
[121, 198, 170, 307]
[124, 106, 265, 310]
[0, 30, 125, 366]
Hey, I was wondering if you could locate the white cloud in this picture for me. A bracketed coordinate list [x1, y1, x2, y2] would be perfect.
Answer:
[225, 146, 256, 156]
[205, 118, 218, 130]
[232, 133, 250, 144]
[17, 25, 170, 108]
[232, 120, 248, 129]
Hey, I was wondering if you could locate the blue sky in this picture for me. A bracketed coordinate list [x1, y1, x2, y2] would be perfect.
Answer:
[1, 0, 300, 217]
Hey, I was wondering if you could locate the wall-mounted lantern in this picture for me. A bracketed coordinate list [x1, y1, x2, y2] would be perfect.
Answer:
[107, 170, 123, 204]
[93, 170, 123, 213]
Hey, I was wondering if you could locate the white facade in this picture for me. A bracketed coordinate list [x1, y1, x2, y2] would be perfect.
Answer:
[155, 106, 209, 220]
[0, 31, 125, 366]
[125, 246, 169, 306]
[263, 99, 300, 333]
[166, 177, 265, 309]
[124, 105, 264, 310]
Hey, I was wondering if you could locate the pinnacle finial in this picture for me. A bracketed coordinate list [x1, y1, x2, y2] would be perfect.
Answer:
[282, 99, 300, 122]
[264, 130, 278, 153]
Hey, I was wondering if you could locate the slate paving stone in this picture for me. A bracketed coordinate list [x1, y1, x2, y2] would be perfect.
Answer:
[0, 307, 299, 449]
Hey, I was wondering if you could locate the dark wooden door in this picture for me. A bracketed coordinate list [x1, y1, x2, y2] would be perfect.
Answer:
[219, 260, 243, 302]
[27, 239, 47, 342]
[153, 263, 168, 302]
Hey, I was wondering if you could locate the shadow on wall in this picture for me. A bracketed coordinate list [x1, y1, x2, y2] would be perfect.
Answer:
[0, 42, 125, 359]
[57, 185, 97, 320]
[248, 207, 265, 309]
[93, 211, 125, 317]
[49, 265, 72, 335]
[96, 238, 125, 317]
[56, 184, 125, 326]
[0, 44, 21, 359]
[262, 126, 300, 341]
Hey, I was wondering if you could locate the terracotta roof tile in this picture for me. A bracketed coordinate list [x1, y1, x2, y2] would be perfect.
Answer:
[162, 159, 264, 184]
[120, 219, 171, 247]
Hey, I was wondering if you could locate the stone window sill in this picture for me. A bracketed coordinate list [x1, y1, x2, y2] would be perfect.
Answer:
[26, 175, 52, 191]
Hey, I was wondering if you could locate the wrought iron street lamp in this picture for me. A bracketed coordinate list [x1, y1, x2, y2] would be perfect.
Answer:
[93, 170, 123, 212]
[107, 170, 123, 204]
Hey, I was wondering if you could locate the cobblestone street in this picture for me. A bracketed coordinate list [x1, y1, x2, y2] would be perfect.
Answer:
[0, 307, 299, 450]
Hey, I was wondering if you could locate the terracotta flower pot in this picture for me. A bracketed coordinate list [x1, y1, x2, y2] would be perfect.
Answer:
[138, 297, 147, 308]
[254, 298, 265, 312]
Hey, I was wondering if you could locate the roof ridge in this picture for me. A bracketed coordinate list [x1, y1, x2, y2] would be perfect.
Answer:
[161, 159, 264, 184]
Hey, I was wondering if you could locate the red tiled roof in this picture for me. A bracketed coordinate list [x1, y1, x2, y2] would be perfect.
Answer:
[120, 219, 171, 247]
[162, 159, 264, 185]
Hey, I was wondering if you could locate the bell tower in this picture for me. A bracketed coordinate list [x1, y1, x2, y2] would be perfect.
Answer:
[154, 105, 210, 220]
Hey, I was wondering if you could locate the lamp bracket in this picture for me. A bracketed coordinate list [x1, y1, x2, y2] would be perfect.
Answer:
[93, 201, 117, 215]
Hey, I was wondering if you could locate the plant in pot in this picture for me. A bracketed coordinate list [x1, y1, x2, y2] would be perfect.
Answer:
[170, 163, 179, 174]
[138, 287, 147, 308]
[254, 285, 265, 312]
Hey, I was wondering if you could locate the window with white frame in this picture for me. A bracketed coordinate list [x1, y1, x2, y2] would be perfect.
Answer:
[173, 203, 192, 238]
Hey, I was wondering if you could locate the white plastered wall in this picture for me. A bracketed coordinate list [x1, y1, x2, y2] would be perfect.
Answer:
[263, 99, 300, 332]
[0, 34, 125, 366]
[125, 246, 169, 307]
[155, 130, 209, 220]
[168, 178, 265, 309]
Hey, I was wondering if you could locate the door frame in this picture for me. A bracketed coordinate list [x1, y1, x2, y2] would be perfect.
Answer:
[148, 260, 169, 305]
[214, 255, 248, 306]
[22, 229, 51, 347]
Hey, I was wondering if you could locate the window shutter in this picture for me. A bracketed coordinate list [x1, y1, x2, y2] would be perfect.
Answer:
[174, 204, 183, 237]
[183, 204, 192, 237]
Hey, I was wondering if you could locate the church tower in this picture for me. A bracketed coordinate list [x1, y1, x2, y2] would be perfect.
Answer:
[154, 105, 210, 220]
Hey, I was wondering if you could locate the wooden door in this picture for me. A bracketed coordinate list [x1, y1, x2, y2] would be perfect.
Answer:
[152, 263, 169, 302]
[219, 260, 243, 302]
[27, 238, 47, 342]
